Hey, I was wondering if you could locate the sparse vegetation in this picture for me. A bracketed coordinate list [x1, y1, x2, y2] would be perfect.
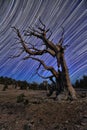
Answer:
[16, 93, 25, 103]
[2, 84, 8, 91]
[16, 93, 29, 105]
[0, 86, 87, 130]
[0, 75, 87, 91]
[74, 75, 87, 89]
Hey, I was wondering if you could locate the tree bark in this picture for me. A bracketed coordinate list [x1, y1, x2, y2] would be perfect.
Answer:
[60, 53, 77, 100]
[55, 77, 62, 97]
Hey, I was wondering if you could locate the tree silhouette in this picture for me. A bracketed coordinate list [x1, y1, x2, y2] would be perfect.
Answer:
[74, 75, 87, 89]
[12, 19, 77, 100]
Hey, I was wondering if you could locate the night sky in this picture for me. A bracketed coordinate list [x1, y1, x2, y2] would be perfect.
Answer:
[0, 0, 87, 83]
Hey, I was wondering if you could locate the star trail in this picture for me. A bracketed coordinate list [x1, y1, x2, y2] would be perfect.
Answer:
[0, 0, 87, 83]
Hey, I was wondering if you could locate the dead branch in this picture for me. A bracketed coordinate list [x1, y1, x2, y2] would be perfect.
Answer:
[24, 56, 58, 78]
[39, 18, 46, 30]
[37, 72, 55, 84]
[57, 26, 64, 45]
[46, 49, 55, 56]
[47, 30, 52, 40]
[23, 24, 57, 52]
[37, 72, 53, 79]
[9, 50, 24, 59]
[12, 27, 50, 56]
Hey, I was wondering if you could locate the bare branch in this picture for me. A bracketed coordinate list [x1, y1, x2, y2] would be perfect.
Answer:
[47, 30, 52, 40]
[46, 28, 50, 33]
[61, 26, 64, 36]
[43, 38, 57, 52]
[24, 29, 42, 38]
[37, 72, 53, 79]
[12, 27, 49, 56]
[46, 49, 55, 56]
[39, 18, 46, 30]
[9, 50, 24, 59]
[19, 26, 57, 52]
[14, 28, 56, 57]
[28, 26, 42, 35]
[63, 44, 70, 50]
[23, 48, 55, 59]
[24, 56, 58, 78]
[36, 71, 56, 84]
[58, 26, 64, 45]
[35, 63, 55, 83]
[23, 55, 30, 60]
[50, 77, 56, 84]
[35, 63, 42, 74]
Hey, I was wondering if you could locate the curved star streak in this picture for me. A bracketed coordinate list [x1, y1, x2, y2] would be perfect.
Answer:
[0, 0, 87, 83]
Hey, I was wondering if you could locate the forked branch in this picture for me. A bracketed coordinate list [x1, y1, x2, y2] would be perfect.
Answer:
[13, 27, 55, 56]
[23, 22, 57, 52]
[9, 50, 24, 59]
[23, 56, 58, 78]
[37, 72, 55, 84]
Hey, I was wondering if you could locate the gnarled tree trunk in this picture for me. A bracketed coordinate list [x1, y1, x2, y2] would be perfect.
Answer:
[60, 53, 77, 100]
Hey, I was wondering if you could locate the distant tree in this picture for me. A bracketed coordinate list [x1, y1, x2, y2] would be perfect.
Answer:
[2, 82, 8, 91]
[30, 82, 39, 90]
[75, 80, 79, 88]
[39, 81, 47, 90]
[0, 76, 4, 84]
[74, 75, 87, 89]
[12, 19, 77, 100]
[17, 80, 27, 90]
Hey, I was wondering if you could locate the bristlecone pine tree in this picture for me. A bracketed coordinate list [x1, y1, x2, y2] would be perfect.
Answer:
[12, 19, 77, 100]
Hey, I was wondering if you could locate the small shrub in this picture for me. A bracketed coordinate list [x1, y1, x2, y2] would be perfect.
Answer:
[16, 93, 25, 103]
[81, 92, 86, 98]
[16, 93, 29, 105]
[23, 99, 29, 105]
[2, 84, 8, 91]
[23, 124, 31, 130]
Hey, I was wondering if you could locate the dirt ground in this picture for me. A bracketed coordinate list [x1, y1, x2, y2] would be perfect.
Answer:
[0, 85, 87, 130]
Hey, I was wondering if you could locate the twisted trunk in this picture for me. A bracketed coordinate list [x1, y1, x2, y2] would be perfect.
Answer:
[60, 53, 77, 100]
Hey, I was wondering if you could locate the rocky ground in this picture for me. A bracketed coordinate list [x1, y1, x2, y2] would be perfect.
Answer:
[0, 85, 87, 130]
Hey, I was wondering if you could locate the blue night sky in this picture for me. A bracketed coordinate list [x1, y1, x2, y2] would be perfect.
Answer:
[0, 0, 87, 83]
